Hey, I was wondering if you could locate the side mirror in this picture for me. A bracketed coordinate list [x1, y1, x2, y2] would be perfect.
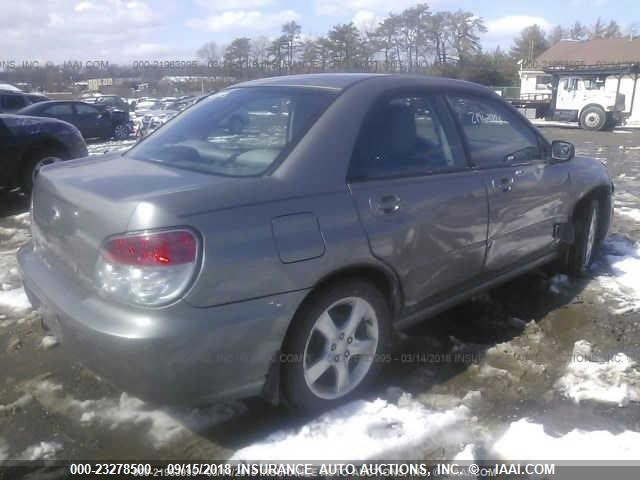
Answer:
[551, 140, 575, 163]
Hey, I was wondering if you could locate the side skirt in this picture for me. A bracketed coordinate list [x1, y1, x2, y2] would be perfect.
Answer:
[394, 251, 558, 331]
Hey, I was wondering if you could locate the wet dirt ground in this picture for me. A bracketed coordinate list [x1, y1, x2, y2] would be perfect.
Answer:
[1, 128, 640, 465]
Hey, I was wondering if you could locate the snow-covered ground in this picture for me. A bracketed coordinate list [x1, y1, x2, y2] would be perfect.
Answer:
[1, 127, 640, 463]
[493, 419, 640, 460]
[232, 392, 472, 461]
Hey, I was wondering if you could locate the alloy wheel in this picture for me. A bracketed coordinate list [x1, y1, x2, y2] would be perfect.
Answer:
[302, 296, 379, 400]
[114, 124, 129, 139]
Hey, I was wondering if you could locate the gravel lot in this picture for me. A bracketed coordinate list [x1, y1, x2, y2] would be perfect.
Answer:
[1, 127, 640, 465]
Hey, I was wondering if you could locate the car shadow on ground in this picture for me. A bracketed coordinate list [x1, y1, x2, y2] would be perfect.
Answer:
[386, 268, 588, 388]
[196, 266, 590, 451]
[0, 189, 29, 218]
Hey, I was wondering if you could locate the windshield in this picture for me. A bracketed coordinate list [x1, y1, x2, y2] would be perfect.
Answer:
[127, 87, 336, 177]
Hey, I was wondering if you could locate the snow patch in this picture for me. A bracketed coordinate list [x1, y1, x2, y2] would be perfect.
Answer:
[453, 444, 475, 462]
[493, 419, 640, 460]
[0, 287, 31, 312]
[231, 392, 470, 461]
[617, 207, 640, 222]
[19, 441, 62, 460]
[39, 335, 59, 350]
[0, 394, 33, 414]
[595, 236, 640, 314]
[555, 340, 640, 406]
[27, 379, 245, 448]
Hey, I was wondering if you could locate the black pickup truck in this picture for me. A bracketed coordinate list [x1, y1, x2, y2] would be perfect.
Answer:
[0, 114, 88, 192]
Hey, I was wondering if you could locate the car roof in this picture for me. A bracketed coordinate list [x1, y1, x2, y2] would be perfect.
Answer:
[233, 73, 387, 91]
[231, 73, 493, 95]
[30, 100, 75, 105]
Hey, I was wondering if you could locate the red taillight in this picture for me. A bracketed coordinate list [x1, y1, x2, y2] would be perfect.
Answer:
[102, 230, 197, 266]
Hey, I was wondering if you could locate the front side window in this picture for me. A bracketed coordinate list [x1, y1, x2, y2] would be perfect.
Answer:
[584, 76, 605, 90]
[447, 94, 542, 168]
[127, 87, 335, 176]
[350, 95, 463, 180]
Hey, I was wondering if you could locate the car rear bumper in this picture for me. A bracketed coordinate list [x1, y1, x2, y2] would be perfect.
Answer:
[18, 241, 307, 405]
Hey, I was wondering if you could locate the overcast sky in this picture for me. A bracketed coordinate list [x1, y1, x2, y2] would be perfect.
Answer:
[1, 0, 639, 64]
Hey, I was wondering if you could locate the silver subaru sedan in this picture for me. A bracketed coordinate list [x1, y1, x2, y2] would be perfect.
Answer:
[18, 74, 613, 411]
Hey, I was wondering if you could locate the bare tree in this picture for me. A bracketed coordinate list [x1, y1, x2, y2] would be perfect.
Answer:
[447, 10, 486, 65]
[569, 21, 588, 40]
[250, 36, 270, 71]
[548, 25, 565, 45]
[281, 21, 302, 71]
[510, 25, 550, 68]
[326, 23, 363, 71]
[604, 20, 622, 39]
[589, 18, 606, 39]
[224, 38, 251, 79]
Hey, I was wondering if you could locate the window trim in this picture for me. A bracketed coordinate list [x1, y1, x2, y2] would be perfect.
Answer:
[347, 88, 471, 183]
[444, 92, 551, 171]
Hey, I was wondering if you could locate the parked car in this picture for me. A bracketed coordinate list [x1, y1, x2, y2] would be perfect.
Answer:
[0, 113, 87, 192]
[18, 74, 613, 411]
[134, 100, 163, 111]
[83, 94, 130, 113]
[17, 101, 131, 140]
[0, 91, 49, 113]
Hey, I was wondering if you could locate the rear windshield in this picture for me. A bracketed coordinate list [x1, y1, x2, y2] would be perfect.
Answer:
[126, 87, 336, 176]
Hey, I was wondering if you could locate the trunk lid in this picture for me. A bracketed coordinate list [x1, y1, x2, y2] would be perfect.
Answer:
[31, 153, 272, 285]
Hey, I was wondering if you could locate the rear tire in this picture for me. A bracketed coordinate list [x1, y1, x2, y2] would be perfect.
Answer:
[22, 148, 66, 194]
[282, 279, 391, 412]
[566, 198, 600, 277]
[579, 106, 607, 131]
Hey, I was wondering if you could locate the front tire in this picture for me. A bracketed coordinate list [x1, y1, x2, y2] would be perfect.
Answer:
[282, 280, 391, 412]
[580, 106, 607, 131]
[566, 198, 600, 277]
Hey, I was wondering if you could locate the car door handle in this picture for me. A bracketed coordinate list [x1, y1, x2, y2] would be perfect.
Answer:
[371, 195, 401, 215]
[496, 177, 514, 192]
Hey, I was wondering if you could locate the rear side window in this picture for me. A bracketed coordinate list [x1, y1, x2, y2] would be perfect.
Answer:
[44, 104, 74, 115]
[447, 94, 541, 168]
[75, 103, 99, 115]
[350, 95, 464, 180]
[1, 95, 27, 110]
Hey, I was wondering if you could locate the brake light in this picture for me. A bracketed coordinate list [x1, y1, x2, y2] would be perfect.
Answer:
[96, 229, 200, 306]
[103, 231, 196, 266]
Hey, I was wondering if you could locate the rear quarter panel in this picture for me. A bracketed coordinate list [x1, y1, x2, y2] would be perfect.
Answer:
[162, 191, 376, 308]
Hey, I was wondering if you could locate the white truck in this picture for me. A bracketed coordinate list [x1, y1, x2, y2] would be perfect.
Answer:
[553, 75, 627, 130]
[512, 68, 639, 130]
